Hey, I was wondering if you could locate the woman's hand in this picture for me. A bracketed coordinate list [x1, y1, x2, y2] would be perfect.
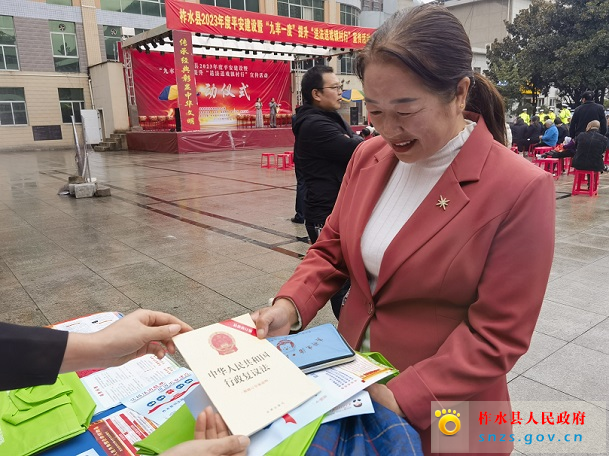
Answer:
[366, 383, 405, 418]
[161, 406, 249, 456]
[251, 298, 298, 339]
[61, 309, 193, 372]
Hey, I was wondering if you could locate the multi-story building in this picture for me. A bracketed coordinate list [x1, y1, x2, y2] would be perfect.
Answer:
[0, 0, 369, 151]
[0, 0, 534, 152]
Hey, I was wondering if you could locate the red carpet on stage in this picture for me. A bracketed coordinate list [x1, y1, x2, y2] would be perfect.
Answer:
[126, 127, 295, 153]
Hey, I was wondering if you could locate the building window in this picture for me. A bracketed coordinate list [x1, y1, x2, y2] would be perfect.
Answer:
[50, 21, 79, 72]
[361, 0, 382, 11]
[0, 16, 19, 71]
[104, 26, 147, 61]
[277, 0, 324, 22]
[0, 88, 27, 125]
[103, 25, 121, 61]
[47, 0, 73, 5]
[100, 0, 165, 17]
[339, 55, 354, 75]
[58, 88, 84, 123]
[339, 4, 359, 26]
[199, 0, 259, 12]
[292, 59, 314, 72]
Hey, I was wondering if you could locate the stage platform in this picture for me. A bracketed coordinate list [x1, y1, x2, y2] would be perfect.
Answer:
[126, 127, 295, 153]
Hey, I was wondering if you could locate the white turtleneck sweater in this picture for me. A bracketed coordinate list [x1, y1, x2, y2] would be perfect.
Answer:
[358, 120, 475, 350]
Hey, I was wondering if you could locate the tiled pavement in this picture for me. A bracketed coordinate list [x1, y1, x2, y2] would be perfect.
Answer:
[0, 147, 607, 454]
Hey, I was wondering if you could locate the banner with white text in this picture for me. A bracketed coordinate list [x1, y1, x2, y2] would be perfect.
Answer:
[132, 50, 292, 128]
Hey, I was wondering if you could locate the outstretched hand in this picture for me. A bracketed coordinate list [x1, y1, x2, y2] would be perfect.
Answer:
[251, 298, 298, 339]
[60, 309, 193, 373]
[162, 406, 249, 456]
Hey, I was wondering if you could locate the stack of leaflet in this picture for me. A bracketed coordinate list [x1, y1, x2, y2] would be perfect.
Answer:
[175, 315, 398, 455]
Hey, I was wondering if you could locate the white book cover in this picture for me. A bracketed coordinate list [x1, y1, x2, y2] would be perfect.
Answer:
[173, 314, 321, 436]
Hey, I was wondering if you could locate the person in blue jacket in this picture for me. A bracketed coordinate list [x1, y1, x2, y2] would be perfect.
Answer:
[537, 119, 558, 148]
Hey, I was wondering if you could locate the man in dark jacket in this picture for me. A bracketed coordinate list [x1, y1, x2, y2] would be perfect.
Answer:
[292, 65, 363, 318]
[293, 65, 363, 241]
[520, 115, 542, 154]
[569, 91, 607, 139]
[572, 120, 609, 172]
[510, 118, 528, 151]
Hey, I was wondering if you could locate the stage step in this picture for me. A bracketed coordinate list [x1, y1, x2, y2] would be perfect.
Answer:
[93, 133, 128, 152]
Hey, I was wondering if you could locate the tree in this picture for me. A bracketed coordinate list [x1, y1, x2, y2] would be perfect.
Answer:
[486, 0, 609, 108]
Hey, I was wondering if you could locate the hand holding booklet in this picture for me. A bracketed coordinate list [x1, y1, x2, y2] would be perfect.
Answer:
[172, 314, 320, 436]
[267, 323, 355, 373]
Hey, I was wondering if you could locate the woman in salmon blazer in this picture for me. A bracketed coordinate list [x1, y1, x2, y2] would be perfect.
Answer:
[254, 5, 555, 455]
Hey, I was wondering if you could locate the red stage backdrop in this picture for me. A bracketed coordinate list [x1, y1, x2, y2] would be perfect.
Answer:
[165, 0, 375, 49]
[132, 50, 292, 128]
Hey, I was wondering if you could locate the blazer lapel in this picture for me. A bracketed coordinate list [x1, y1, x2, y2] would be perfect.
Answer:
[373, 114, 493, 296]
[344, 142, 397, 301]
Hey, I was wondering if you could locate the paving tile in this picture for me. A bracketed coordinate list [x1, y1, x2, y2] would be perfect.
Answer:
[0, 305, 50, 327]
[544, 279, 609, 316]
[212, 274, 288, 310]
[510, 331, 567, 374]
[572, 317, 609, 355]
[181, 259, 267, 288]
[157, 250, 231, 273]
[547, 255, 587, 281]
[522, 344, 609, 406]
[97, 261, 184, 288]
[144, 287, 251, 330]
[552, 241, 609, 263]
[508, 376, 583, 403]
[237, 250, 302, 273]
[0, 284, 36, 312]
[77, 248, 155, 272]
[534, 300, 607, 341]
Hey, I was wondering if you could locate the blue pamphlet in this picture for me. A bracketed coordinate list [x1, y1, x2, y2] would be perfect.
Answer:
[267, 324, 356, 373]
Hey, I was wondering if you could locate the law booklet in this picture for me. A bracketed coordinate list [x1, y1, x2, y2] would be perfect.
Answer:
[267, 323, 355, 373]
[172, 314, 320, 436]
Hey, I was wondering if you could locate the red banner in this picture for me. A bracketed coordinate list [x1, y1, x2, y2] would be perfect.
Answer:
[166, 0, 375, 49]
[132, 50, 292, 128]
[173, 31, 199, 131]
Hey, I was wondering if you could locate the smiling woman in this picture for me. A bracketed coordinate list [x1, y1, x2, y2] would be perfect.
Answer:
[252, 5, 556, 456]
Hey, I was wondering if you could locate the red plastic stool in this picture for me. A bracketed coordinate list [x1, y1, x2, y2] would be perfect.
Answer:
[276, 153, 291, 170]
[261, 153, 276, 168]
[510, 145, 519, 153]
[527, 144, 537, 157]
[533, 158, 561, 180]
[571, 170, 599, 196]
[604, 149, 609, 165]
[563, 157, 574, 175]
[283, 151, 295, 168]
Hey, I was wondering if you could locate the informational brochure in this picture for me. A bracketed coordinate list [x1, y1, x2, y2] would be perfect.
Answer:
[89, 409, 157, 456]
[81, 355, 180, 413]
[121, 367, 200, 426]
[322, 390, 374, 424]
[50, 312, 122, 333]
[173, 314, 321, 436]
[246, 353, 395, 455]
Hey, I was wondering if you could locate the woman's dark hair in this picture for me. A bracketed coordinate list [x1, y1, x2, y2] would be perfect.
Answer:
[355, 4, 506, 145]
